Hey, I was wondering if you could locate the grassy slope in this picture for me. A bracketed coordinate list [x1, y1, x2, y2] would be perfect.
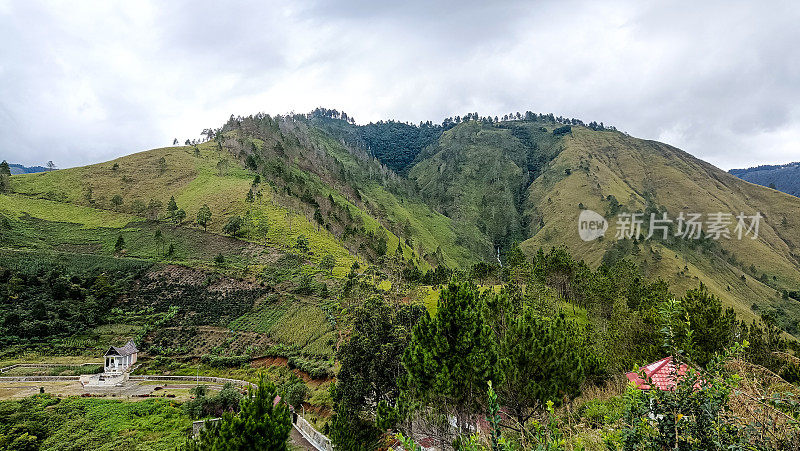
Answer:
[4, 142, 359, 272]
[408, 120, 564, 259]
[409, 122, 520, 258]
[1, 143, 356, 366]
[0, 395, 190, 450]
[0, 193, 136, 228]
[521, 126, 800, 324]
[0, 128, 470, 366]
[308, 127, 475, 268]
[6, 117, 800, 331]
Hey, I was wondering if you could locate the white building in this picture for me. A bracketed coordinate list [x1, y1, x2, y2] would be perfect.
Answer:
[104, 340, 138, 374]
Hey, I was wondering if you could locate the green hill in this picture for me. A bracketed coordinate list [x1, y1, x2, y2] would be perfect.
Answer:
[3, 109, 800, 368]
[0, 111, 481, 379]
[517, 125, 800, 328]
[4, 109, 800, 448]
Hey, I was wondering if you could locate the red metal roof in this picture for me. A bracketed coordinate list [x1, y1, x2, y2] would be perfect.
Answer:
[625, 356, 700, 391]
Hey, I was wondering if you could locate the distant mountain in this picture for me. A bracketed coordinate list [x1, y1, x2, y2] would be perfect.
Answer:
[6, 163, 48, 175]
[729, 162, 800, 197]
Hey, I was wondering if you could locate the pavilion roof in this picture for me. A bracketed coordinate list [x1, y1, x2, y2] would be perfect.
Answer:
[104, 340, 138, 357]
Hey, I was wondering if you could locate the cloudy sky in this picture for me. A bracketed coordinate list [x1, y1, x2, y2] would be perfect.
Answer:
[1, 0, 798, 170]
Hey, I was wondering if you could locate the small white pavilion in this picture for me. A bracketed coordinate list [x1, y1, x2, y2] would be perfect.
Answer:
[104, 340, 138, 374]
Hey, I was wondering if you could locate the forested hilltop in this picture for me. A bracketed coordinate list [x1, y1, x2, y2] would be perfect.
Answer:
[1, 108, 800, 449]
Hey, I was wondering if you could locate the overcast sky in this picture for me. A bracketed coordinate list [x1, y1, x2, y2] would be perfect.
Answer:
[1, 0, 798, 170]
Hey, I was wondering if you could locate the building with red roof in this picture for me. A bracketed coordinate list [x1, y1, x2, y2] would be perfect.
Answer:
[626, 356, 701, 391]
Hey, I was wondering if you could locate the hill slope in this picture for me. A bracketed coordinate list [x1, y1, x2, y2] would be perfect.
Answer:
[517, 125, 800, 330]
[3, 110, 800, 341]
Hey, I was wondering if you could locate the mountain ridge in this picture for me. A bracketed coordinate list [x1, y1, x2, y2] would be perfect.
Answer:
[3, 109, 800, 337]
[729, 161, 800, 198]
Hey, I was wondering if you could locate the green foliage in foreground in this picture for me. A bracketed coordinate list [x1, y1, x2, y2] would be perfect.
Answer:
[329, 296, 423, 449]
[186, 374, 291, 451]
[183, 383, 243, 420]
[403, 281, 503, 433]
[334, 246, 798, 448]
[0, 395, 190, 450]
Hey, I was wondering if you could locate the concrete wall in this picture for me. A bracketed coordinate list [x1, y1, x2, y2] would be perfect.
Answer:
[294, 415, 333, 451]
[0, 375, 80, 382]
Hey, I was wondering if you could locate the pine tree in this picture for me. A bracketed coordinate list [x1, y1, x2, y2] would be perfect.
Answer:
[166, 196, 178, 217]
[173, 208, 186, 224]
[679, 285, 736, 366]
[313, 208, 324, 229]
[114, 235, 125, 253]
[402, 281, 500, 434]
[0, 160, 10, 192]
[330, 297, 421, 449]
[187, 374, 291, 450]
[223, 215, 243, 237]
[196, 204, 212, 231]
[318, 254, 336, 276]
[499, 309, 586, 428]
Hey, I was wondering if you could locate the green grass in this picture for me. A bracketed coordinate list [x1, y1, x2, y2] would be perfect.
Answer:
[408, 121, 559, 259]
[10, 146, 201, 208]
[228, 297, 290, 334]
[0, 394, 191, 450]
[229, 297, 336, 359]
[1, 365, 103, 376]
[0, 213, 257, 268]
[419, 286, 440, 316]
[244, 196, 358, 277]
[520, 124, 800, 330]
[0, 193, 136, 228]
[0, 248, 151, 277]
[308, 127, 478, 268]
[360, 184, 473, 268]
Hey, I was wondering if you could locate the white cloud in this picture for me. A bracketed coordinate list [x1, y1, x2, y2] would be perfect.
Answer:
[0, 0, 798, 170]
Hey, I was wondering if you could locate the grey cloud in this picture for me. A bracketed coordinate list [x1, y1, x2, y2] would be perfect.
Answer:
[0, 0, 798, 170]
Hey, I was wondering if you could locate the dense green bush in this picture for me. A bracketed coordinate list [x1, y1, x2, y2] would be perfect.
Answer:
[186, 374, 291, 451]
[184, 383, 243, 419]
[0, 394, 190, 450]
[0, 265, 141, 346]
[199, 354, 251, 369]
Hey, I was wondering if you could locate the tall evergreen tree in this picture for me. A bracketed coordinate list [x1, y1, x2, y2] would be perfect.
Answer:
[196, 204, 212, 231]
[330, 297, 422, 449]
[166, 196, 178, 217]
[0, 160, 10, 192]
[223, 215, 243, 237]
[680, 284, 736, 366]
[402, 281, 500, 434]
[499, 309, 586, 428]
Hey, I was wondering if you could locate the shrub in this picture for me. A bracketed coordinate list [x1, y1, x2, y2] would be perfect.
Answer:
[578, 397, 623, 428]
[199, 354, 250, 369]
[553, 124, 572, 136]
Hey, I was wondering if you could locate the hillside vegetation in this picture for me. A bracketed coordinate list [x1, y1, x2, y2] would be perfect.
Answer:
[2, 108, 800, 449]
